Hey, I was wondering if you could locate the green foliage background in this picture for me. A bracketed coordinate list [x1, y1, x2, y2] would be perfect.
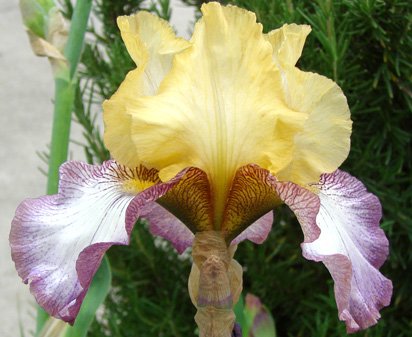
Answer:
[65, 0, 412, 336]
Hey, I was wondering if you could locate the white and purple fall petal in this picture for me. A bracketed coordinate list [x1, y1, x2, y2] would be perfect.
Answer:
[299, 170, 392, 332]
[231, 211, 273, 246]
[10, 160, 184, 323]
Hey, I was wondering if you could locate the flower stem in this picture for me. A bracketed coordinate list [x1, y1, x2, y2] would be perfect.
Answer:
[46, 0, 92, 194]
[46, 72, 75, 194]
[64, 0, 93, 79]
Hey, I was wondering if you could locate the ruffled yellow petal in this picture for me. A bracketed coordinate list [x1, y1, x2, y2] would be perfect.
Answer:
[104, 3, 352, 231]
[265, 23, 351, 185]
[125, 3, 300, 225]
[265, 23, 311, 67]
[104, 12, 190, 167]
[117, 11, 190, 96]
[103, 70, 142, 167]
[275, 67, 352, 185]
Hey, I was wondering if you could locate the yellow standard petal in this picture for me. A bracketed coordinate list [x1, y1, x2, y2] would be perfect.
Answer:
[265, 23, 311, 67]
[117, 11, 190, 96]
[104, 3, 352, 232]
[103, 11, 190, 168]
[265, 23, 352, 185]
[274, 67, 352, 185]
[124, 3, 301, 227]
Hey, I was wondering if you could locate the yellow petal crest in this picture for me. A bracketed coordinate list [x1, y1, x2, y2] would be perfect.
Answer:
[120, 164, 160, 194]
[265, 23, 311, 67]
[124, 2, 300, 226]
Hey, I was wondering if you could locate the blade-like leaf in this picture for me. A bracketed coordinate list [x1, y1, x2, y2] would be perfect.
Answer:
[234, 294, 246, 333]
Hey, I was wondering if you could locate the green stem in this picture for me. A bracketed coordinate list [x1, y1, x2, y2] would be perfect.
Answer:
[46, 0, 92, 195]
[46, 73, 75, 194]
[64, 0, 93, 79]
[37, 0, 92, 334]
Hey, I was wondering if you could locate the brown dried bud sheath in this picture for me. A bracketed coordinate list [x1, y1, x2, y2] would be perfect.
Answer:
[188, 231, 243, 337]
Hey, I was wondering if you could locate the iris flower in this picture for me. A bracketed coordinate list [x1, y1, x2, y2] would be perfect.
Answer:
[11, 2, 392, 335]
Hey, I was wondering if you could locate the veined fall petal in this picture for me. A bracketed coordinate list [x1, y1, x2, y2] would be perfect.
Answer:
[10, 159, 273, 324]
[10, 160, 185, 323]
[293, 170, 392, 333]
[220, 163, 391, 332]
[304, 171, 392, 332]
[260, 168, 391, 332]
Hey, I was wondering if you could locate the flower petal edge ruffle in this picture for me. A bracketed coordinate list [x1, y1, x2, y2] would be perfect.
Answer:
[10, 160, 185, 324]
[299, 170, 392, 332]
[243, 165, 391, 332]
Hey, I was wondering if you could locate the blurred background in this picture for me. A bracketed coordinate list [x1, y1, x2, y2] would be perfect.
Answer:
[1, 0, 411, 336]
[2, 0, 56, 335]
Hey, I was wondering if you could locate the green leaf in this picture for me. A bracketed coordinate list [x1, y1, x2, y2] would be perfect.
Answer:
[234, 295, 246, 333]
[38, 318, 69, 337]
[63, 256, 112, 337]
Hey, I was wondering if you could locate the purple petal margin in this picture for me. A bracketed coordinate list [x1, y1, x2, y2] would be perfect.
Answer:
[10, 160, 184, 324]
[139, 200, 273, 252]
[300, 170, 392, 332]
[139, 202, 194, 254]
[231, 211, 273, 246]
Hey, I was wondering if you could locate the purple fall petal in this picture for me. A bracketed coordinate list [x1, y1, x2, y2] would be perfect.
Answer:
[139, 202, 194, 254]
[299, 170, 392, 332]
[231, 211, 273, 245]
[269, 177, 320, 242]
[10, 160, 183, 323]
[227, 164, 315, 245]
